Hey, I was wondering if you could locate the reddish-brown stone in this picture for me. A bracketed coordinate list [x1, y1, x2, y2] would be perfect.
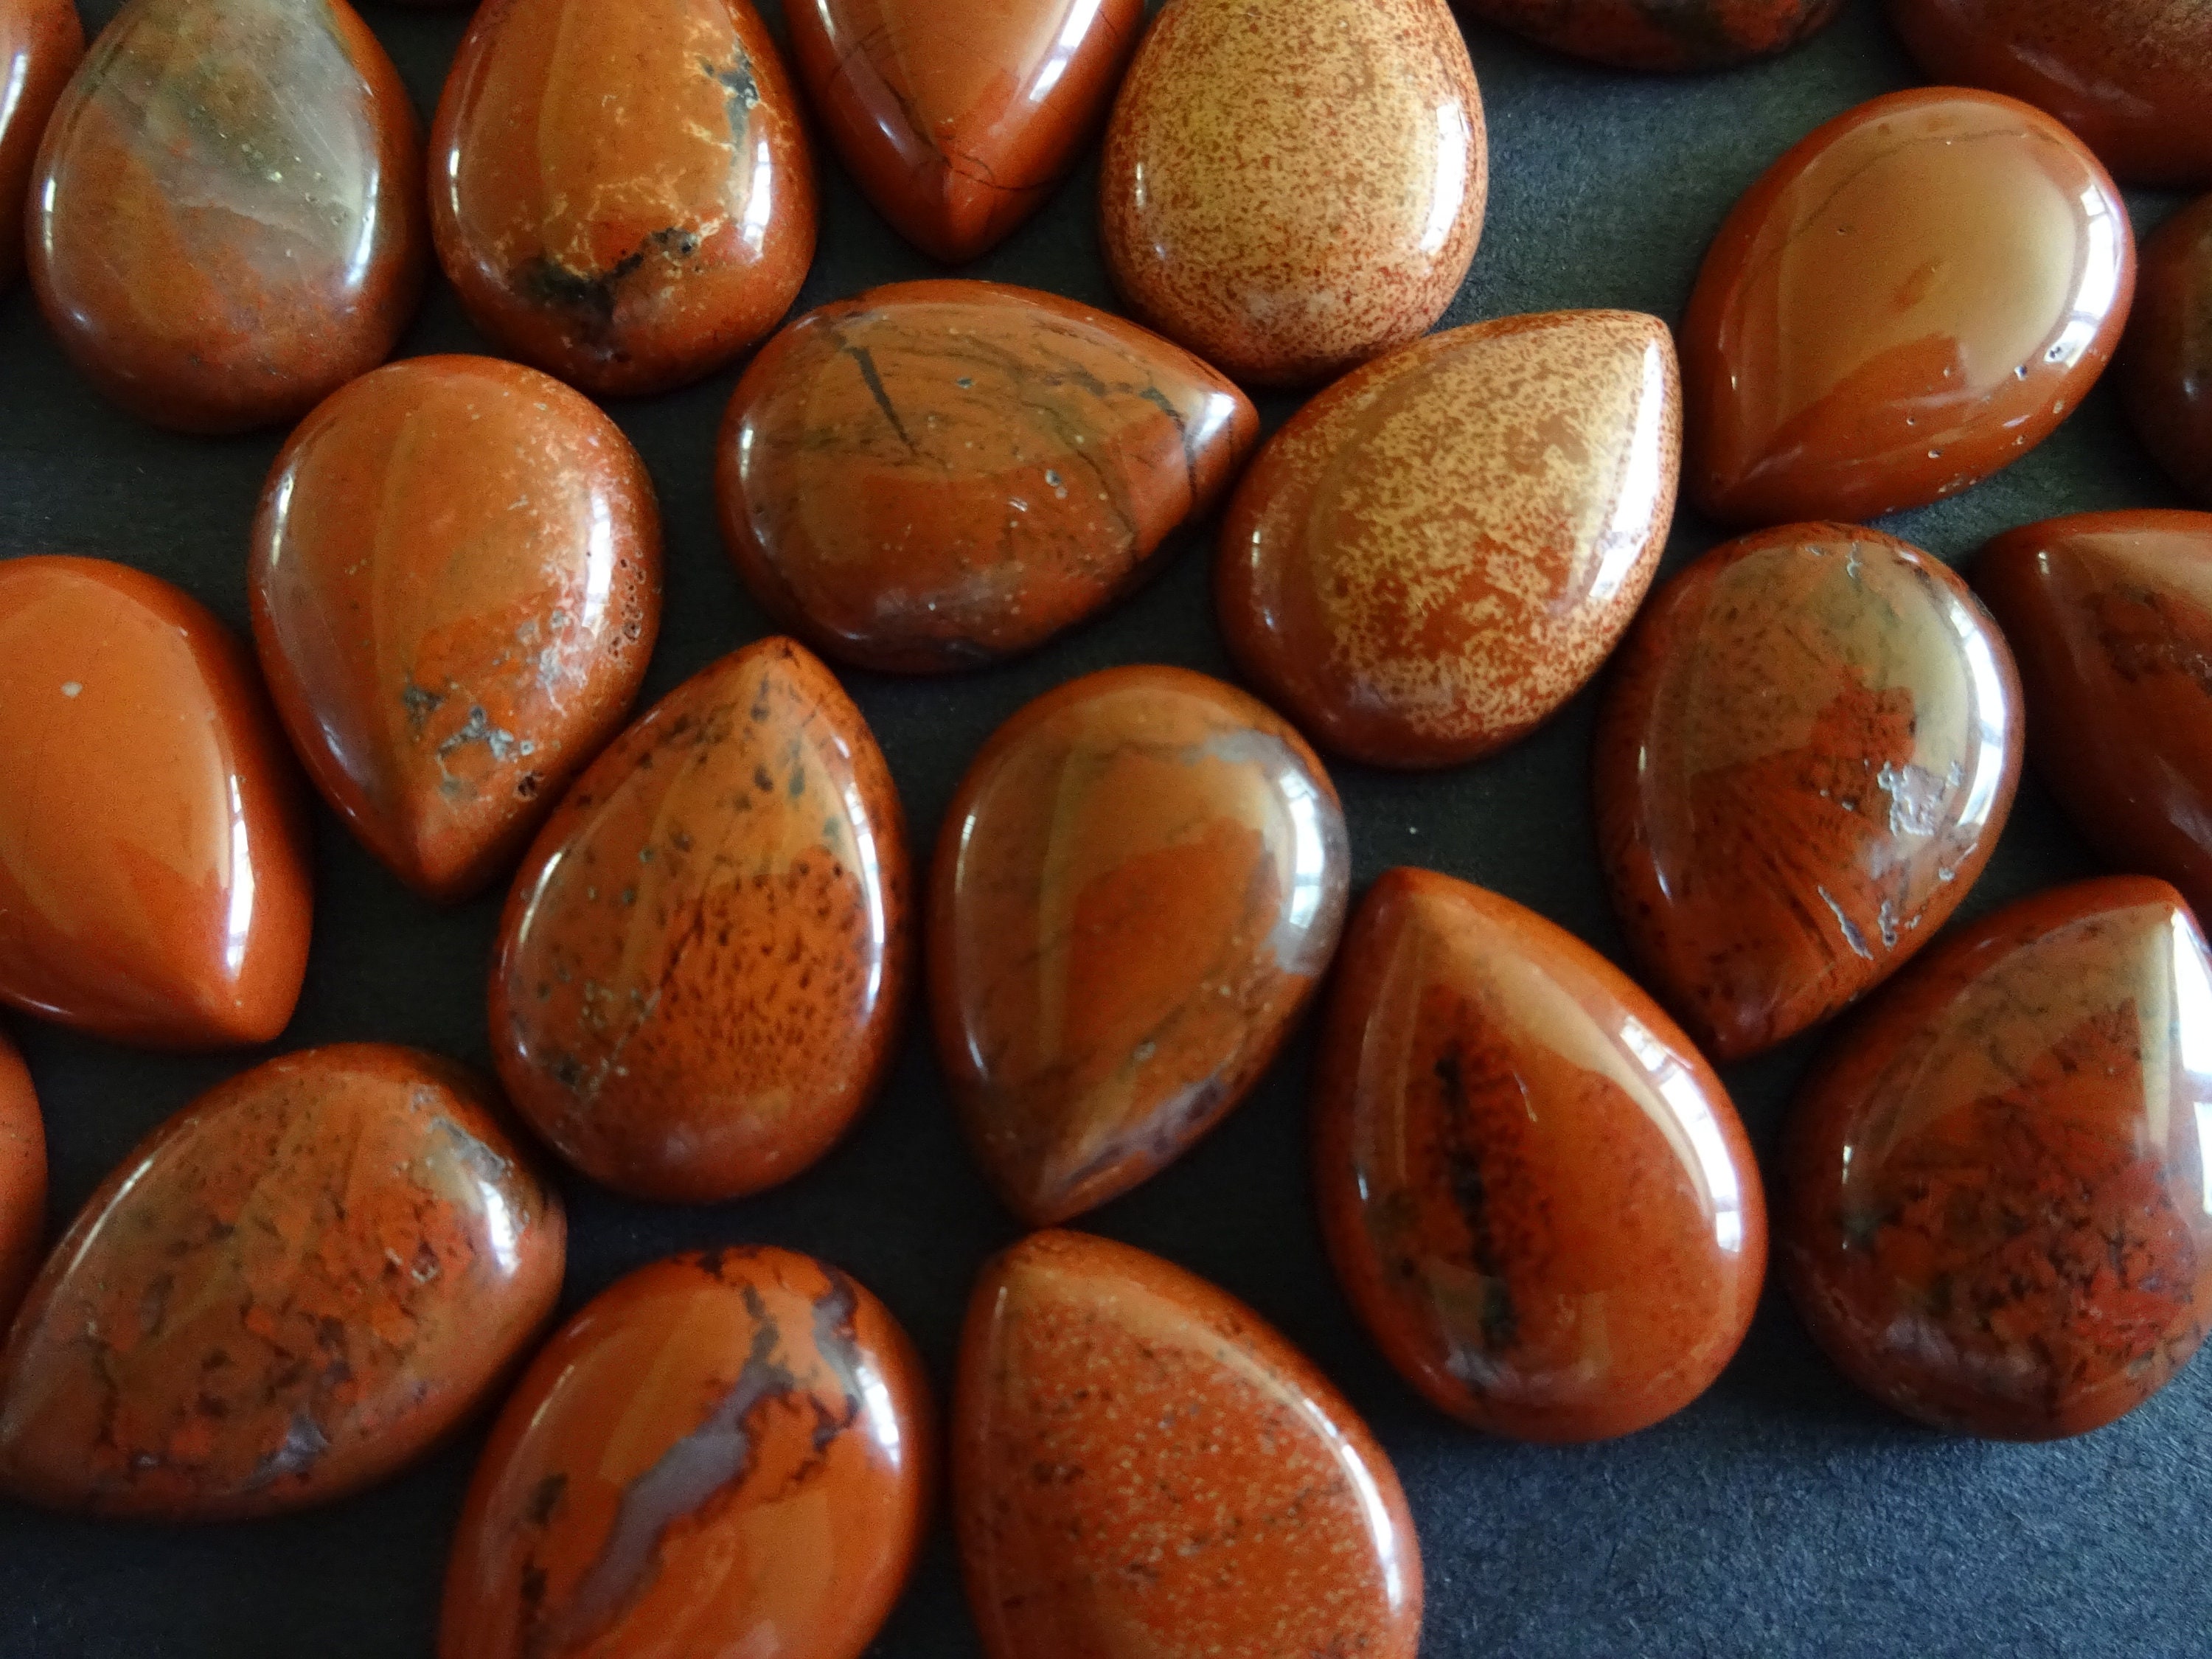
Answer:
[1890, 0, 2212, 188]
[0, 0, 81, 293]
[930, 666, 1347, 1224]
[956, 1230, 1422, 1659]
[0, 1044, 565, 1519]
[1315, 869, 1767, 1443]
[1099, 0, 1485, 386]
[2121, 194, 2212, 506]
[1976, 510, 2212, 925]
[0, 557, 312, 1050]
[718, 280, 1257, 674]
[0, 1028, 41, 1334]
[1783, 877, 2212, 1439]
[1596, 524, 2023, 1062]
[27, 0, 425, 433]
[431, 0, 816, 397]
[1461, 0, 1842, 70]
[491, 638, 910, 1204]
[251, 355, 663, 905]
[788, 0, 1141, 262]
[442, 1248, 932, 1659]
[1219, 310, 1680, 768]
[1682, 88, 2135, 526]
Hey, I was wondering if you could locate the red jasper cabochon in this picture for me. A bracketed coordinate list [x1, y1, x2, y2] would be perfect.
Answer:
[0, 0, 81, 293]
[0, 1028, 42, 1334]
[1459, 0, 1843, 70]
[2121, 193, 2212, 508]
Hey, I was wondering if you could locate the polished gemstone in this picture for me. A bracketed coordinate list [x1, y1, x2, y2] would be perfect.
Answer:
[0, 1029, 40, 1333]
[442, 1248, 931, 1659]
[1595, 524, 2022, 1062]
[1462, 0, 1841, 70]
[1099, 0, 1485, 386]
[2121, 194, 2212, 506]
[0, 1044, 564, 1518]
[930, 666, 1347, 1223]
[1976, 511, 2212, 923]
[0, 557, 312, 1050]
[27, 0, 425, 433]
[1783, 877, 2212, 1439]
[251, 355, 663, 904]
[1682, 88, 2134, 526]
[1220, 310, 1680, 768]
[788, 0, 1141, 262]
[1890, 0, 2212, 187]
[956, 1230, 1422, 1659]
[0, 0, 81, 292]
[491, 638, 909, 1203]
[719, 280, 1257, 673]
[431, 0, 816, 397]
[1314, 868, 1766, 1443]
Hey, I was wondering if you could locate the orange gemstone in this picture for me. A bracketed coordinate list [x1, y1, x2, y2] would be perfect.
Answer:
[1460, 0, 1840, 70]
[0, 1027, 41, 1332]
[0, 0, 81, 293]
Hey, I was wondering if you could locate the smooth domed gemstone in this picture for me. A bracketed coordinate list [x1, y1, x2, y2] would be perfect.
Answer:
[1466, 0, 1841, 69]
[0, 1044, 565, 1519]
[1890, 0, 2212, 188]
[0, 1028, 41, 1332]
[0, 0, 82, 293]
[431, 0, 816, 397]
[27, 0, 425, 433]
[1314, 868, 1766, 1443]
[442, 1248, 932, 1659]
[930, 666, 1348, 1224]
[1595, 524, 2022, 1062]
[1976, 510, 2212, 921]
[251, 355, 663, 905]
[1099, 0, 1485, 387]
[2121, 194, 2212, 506]
[0, 557, 312, 1050]
[1783, 877, 2212, 1439]
[956, 1230, 1422, 1659]
[787, 0, 1142, 262]
[490, 638, 909, 1204]
[1219, 310, 1680, 768]
[1682, 88, 2134, 526]
[718, 279, 1257, 673]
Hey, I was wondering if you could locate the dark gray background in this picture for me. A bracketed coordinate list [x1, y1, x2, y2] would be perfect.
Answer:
[2, 1, 2204, 1654]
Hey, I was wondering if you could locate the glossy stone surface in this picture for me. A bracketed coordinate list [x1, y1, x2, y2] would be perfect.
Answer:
[789, 0, 1141, 262]
[492, 638, 909, 1203]
[251, 356, 662, 905]
[442, 1248, 931, 1659]
[1099, 0, 1485, 387]
[0, 1044, 564, 1518]
[27, 0, 425, 433]
[1596, 524, 2021, 1062]
[2121, 194, 2212, 506]
[1315, 869, 1766, 1443]
[0, 0, 82, 293]
[1682, 88, 2134, 526]
[1891, 0, 2212, 188]
[431, 0, 816, 397]
[1462, 0, 1841, 70]
[719, 280, 1257, 674]
[930, 666, 1348, 1224]
[1220, 310, 1680, 769]
[1976, 511, 2212, 923]
[1784, 877, 2212, 1439]
[0, 557, 311, 1049]
[0, 1029, 41, 1334]
[956, 1230, 1422, 1659]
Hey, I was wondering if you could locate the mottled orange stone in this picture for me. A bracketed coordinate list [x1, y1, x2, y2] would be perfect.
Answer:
[251, 355, 663, 905]
[1595, 524, 2023, 1062]
[930, 666, 1348, 1224]
[27, 0, 425, 433]
[2121, 194, 2212, 507]
[1784, 877, 2212, 1439]
[0, 0, 82, 293]
[431, 0, 817, 397]
[1682, 88, 2135, 526]
[956, 1230, 1422, 1659]
[1219, 310, 1680, 768]
[718, 280, 1257, 673]
[1315, 869, 1766, 1443]
[0, 1028, 42, 1333]
[0, 557, 312, 1050]
[1464, 0, 1842, 70]
[1100, 0, 1486, 386]
[491, 638, 910, 1204]
[442, 1248, 932, 1659]
[789, 0, 1142, 262]
[0, 1044, 565, 1519]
